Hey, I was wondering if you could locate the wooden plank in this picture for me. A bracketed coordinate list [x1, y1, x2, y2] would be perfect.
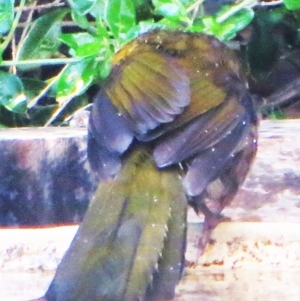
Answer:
[1, 120, 300, 300]
[224, 119, 300, 223]
[0, 120, 299, 225]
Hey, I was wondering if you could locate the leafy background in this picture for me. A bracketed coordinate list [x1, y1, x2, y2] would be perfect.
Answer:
[0, 0, 299, 127]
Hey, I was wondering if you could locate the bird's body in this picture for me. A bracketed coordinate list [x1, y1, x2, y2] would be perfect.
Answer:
[37, 29, 258, 301]
[88, 29, 258, 253]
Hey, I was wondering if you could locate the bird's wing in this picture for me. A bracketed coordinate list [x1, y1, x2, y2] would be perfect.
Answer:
[153, 94, 247, 167]
[88, 31, 243, 178]
[105, 50, 191, 135]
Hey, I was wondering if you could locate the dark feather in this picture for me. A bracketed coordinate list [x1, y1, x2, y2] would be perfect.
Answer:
[153, 95, 246, 167]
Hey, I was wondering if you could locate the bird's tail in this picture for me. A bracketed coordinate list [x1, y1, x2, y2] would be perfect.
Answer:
[36, 147, 187, 301]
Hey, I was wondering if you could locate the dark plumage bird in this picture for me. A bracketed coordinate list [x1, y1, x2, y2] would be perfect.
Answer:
[35, 29, 258, 301]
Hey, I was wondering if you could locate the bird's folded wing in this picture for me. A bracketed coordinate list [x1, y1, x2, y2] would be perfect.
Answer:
[106, 50, 190, 135]
[153, 94, 247, 167]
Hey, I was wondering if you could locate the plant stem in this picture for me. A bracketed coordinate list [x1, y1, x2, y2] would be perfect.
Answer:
[186, 0, 205, 13]
[0, 56, 105, 67]
[0, 0, 26, 53]
[14, 0, 65, 12]
[216, 0, 258, 23]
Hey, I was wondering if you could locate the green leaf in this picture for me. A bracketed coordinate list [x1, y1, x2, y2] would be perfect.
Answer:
[71, 10, 91, 29]
[105, 0, 136, 39]
[153, 0, 189, 23]
[60, 32, 106, 57]
[89, 0, 105, 20]
[156, 3, 182, 17]
[195, 7, 254, 40]
[267, 108, 285, 120]
[95, 59, 112, 80]
[284, 0, 300, 10]
[16, 9, 69, 70]
[22, 78, 47, 102]
[196, 15, 220, 35]
[0, 0, 13, 34]
[67, 0, 96, 15]
[121, 20, 158, 43]
[28, 104, 58, 126]
[56, 59, 96, 102]
[0, 71, 27, 113]
[216, 8, 254, 40]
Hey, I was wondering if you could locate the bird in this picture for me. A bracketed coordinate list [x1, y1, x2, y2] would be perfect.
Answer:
[35, 29, 258, 301]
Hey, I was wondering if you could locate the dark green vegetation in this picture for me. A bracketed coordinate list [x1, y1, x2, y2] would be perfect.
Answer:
[0, 0, 299, 127]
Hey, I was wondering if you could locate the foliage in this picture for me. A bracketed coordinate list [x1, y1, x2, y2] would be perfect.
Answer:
[0, 0, 299, 127]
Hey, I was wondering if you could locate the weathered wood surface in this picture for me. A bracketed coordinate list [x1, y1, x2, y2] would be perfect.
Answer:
[224, 119, 300, 223]
[2, 223, 300, 301]
[1, 120, 300, 300]
[0, 127, 93, 225]
[0, 120, 299, 225]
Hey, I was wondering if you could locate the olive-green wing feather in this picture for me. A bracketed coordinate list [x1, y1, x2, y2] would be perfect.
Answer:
[106, 50, 190, 135]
